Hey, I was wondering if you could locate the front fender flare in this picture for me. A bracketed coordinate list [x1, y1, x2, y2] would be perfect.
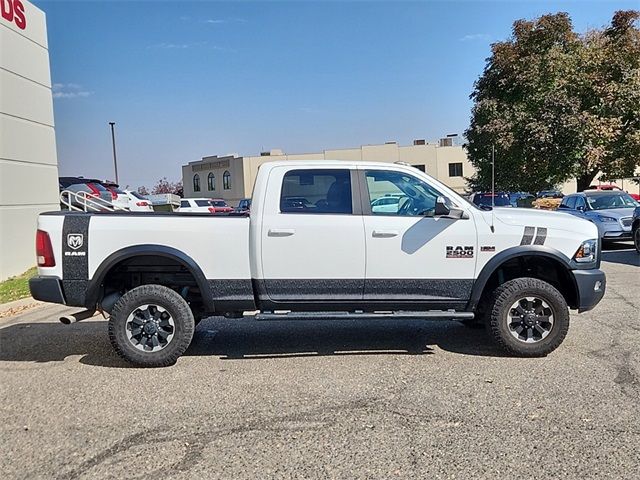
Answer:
[467, 245, 577, 311]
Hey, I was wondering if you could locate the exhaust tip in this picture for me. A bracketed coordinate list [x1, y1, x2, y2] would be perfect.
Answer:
[59, 316, 74, 325]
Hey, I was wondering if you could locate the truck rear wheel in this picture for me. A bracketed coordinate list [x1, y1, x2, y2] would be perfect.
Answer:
[486, 278, 569, 357]
[108, 284, 195, 367]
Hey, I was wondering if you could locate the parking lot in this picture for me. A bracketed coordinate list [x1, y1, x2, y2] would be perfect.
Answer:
[1, 245, 638, 479]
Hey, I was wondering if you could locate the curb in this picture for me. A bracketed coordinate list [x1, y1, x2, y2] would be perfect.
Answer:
[0, 297, 42, 316]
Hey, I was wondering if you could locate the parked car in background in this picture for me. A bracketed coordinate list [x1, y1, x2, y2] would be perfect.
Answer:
[371, 194, 406, 213]
[632, 206, 640, 253]
[124, 190, 154, 212]
[469, 192, 512, 209]
[59, 177, 113, 208]
[209, 199, 233, 213]
[558, 191, 639, 242]
[509, 192, 534, 208]
[586, 184, 640, 201]
[235, 198, 252, 213]
[100, 181, 130, 209]
[177, 198, 232, 213]
[536, 190, 564, 199]
[177, 198, 217, 213]
[280, 196, 317, 211]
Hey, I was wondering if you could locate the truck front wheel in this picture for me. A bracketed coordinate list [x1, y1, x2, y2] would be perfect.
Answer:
[486, 278, 569, 357]
[108, 284, 195, 367]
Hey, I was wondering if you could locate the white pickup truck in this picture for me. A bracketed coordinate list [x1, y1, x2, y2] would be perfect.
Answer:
[30, 161, 606, 367]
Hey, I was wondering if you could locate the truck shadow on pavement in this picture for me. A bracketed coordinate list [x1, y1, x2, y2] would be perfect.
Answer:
[600, 245, 639, 267]
[0, 317, 506, 368]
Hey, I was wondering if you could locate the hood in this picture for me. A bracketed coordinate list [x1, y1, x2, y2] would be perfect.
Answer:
[491, 207, 596, 235]
[586, 208, 635, 219]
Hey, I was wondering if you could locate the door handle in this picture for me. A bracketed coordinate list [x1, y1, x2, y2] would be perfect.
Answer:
[268, 228, 295, 237]
[372, 230, 399, 238]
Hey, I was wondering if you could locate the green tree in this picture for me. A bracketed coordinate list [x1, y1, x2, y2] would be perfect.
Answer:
[465, 11, 640, 193]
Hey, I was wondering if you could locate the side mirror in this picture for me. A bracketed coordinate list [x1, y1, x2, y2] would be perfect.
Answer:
[576, 205, 585, 212]
[434, 196, 451, 216]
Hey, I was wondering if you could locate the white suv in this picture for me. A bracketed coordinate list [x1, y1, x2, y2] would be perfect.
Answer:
[177, 198, 216, 213]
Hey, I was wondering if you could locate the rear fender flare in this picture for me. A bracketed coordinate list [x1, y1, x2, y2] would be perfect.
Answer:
[85, 245, 214, 311]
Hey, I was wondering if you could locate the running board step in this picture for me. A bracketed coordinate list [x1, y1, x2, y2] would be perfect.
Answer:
[254, 311, 474, 321]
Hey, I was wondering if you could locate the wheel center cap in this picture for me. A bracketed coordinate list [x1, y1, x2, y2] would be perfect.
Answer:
[523, 313, 537, 326]
[144, 322, 157, 335]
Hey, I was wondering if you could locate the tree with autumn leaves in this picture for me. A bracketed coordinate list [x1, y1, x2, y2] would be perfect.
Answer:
[466, 11, 640, 193]
[135, 178, 183, 197]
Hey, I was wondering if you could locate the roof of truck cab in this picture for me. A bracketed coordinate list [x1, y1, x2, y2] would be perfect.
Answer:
[257, 160, 424, 170]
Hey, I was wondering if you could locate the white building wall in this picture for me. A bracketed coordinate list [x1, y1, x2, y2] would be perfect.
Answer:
[0, 0, 59, 280]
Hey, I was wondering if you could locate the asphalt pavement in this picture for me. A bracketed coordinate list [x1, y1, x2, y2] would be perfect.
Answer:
[1, 244, 638, 479]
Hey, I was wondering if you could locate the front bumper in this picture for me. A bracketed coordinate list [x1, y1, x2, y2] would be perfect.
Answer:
[29, 276, 66, 305]
[572, 269, 606, 313]
[601, 231, 632, 241]
[596, 223, 632, 240]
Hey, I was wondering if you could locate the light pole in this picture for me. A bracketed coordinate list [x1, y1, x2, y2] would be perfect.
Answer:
[108, 121, 119, 184]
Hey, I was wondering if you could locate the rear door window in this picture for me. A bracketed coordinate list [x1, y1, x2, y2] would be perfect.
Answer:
[195, 200, 212, 207]
[280, 169, 352, 214]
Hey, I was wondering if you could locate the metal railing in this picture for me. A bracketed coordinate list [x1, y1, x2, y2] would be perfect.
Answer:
[60, 190, 128, 212]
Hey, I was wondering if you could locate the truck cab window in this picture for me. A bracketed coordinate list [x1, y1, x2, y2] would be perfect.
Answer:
[280, 169, 352, 214]
[365, 170, 448, 216]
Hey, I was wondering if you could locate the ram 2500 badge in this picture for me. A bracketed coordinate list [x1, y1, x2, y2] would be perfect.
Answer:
[30, 161, 605, 367]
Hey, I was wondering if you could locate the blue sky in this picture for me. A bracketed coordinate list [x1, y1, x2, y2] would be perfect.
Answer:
[37, 0, 638, 189]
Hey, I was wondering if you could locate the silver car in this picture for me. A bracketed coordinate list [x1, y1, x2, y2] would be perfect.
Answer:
[558, 191, 639, 242]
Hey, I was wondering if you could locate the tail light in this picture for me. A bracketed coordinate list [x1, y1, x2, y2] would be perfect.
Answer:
[87, 183, 101, 197]
[136, 201, 149, 207]
[36, 230, 55, 267]
[106, 187, 118, 199]
[208, 207, 216, 213]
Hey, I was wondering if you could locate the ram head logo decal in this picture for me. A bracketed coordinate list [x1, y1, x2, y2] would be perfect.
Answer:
[67, 234, 84, 250]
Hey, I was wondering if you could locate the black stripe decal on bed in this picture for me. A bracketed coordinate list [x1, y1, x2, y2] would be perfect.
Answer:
[61, 215, 91, 305]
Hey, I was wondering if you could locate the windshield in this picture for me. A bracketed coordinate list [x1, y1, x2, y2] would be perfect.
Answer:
[130, 191, 146, 200]
[586, 193, 638, 210]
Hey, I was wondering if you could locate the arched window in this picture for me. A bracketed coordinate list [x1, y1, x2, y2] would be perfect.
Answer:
[193, 174, 200, 192]
[223, 170, 231, 190]
[207, 172, 215, 191]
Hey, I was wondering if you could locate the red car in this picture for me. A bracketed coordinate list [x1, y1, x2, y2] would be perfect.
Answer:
[587, 184, 640, 201]
[208, 199, 233, 213]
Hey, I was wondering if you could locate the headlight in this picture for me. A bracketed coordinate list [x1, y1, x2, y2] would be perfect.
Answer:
[574, 239, 598, 263]
[597, 215, 617, 223]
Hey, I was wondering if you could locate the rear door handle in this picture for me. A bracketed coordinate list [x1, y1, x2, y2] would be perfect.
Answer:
[372, 230, 399, 238]
[268, 228, 295, 237]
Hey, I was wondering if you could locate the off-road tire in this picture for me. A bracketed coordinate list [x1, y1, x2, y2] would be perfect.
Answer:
[634, 226, 640, 254]
[486, 277, 569, 357]
[108, 285, 195, 367]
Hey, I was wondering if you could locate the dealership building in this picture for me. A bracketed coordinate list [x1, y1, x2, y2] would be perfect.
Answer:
[182, 138, 473, 204]
[0, 0, 59, 280]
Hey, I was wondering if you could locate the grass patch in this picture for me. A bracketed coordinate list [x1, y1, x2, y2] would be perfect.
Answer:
[0, 267, 37, 304]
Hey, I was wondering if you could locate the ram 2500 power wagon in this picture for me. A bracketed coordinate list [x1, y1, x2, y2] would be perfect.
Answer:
[29, 161, 606, 367]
